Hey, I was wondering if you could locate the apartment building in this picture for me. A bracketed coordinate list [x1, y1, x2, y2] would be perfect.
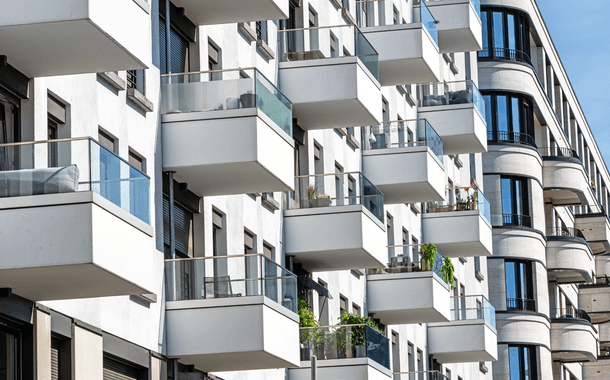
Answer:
[1, 0, 600, 379]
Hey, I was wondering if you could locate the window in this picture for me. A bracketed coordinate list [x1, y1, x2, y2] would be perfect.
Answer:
[330, 32, 339, 58]
[483, 92, 535, 147]
[387, 213, 394, 261]
[479, 8, 530, 63]
[318, 280, 330, 325]
[163, 197, 194, 259]
[501, 176, 531, 227]
[314, 142, 324, 195]
[505, 260, 535, 311]
[0, 327, 19, 380]
[508, 345, 537, 380]
[208, 41, 222, 81]
[98, 129, 117, 153]
[256, 21, 268, 43]
[127, 70, 146, 95]
[244, 230, 255, 254]
[352, 303, 361, 316]
[392, 331, 400, 373]
[159, 14, 190, 75]
[48, 119, 59, 167]
[393, 6, 400, 24]
[128, 150, 145, 173]
[263, 242, 274, 260]
[212, 209, 226, 257]
[103, 355, 144, 380]
[446, 369, 451, 380]
[411, 236, 419, 264]
[408, 342, 414, 372]
[340, 295, 348, 316]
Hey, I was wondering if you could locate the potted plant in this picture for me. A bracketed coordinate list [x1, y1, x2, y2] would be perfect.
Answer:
[468, 189, 478, 210]
[298, 299, 318, 360]
[337, 312, 382, 358]
[440, 257, 456, 290]
[420, 243, 437, 271]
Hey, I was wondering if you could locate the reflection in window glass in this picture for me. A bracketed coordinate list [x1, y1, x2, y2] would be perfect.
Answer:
[512, 97, 521, 134]
[507, 14, 516, 50]
[497, 95, 509, 132]
[493, 12, 505, 49]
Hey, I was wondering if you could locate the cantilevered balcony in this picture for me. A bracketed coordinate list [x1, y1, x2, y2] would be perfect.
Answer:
[278, 25, 382, 130]
[550, 307, 598, 363]
[362, 119, 445, 204]
[357, 0, 441, 85]
[161, 68, 295, 197]
[417, 80, 488, 155]
[422, 185, 492, 257]
[165, 254, 300, 372]
[428, 295, 498, 363]
[289, 324, 391, 379]
[541, 147, 590, 206]
[580, 277, 610, 324]
[171, 0, 288, 25]
[0, 0, 149, 77]
[575, 205, 610, 255]
[546, 227, 595, 284]
[367, 250, 451, 324]
[284, 172, 386, 272]
[0, 138, 154, 301]
[393, 371, 450, 380]
[426, 0, 483, 53]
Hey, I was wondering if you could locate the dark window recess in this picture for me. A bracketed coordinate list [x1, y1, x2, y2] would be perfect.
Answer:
[505, 260, 535, 311]
[508, 345, 537, 380]
[51, 338, 60, 380]
[98, 130, 116, 153]
[256, 21, 268, 43]
[501, 176, 531, 227]
[483, 92, 536, 147]
[159, 16, 191, 75]
[128, 151, 144, 173]
[103, 356, 141, 380]
[479, 8, 530, 64]
[163, 196, 194, 259]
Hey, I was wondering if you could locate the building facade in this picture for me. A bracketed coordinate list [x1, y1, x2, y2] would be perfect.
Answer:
[0, 0, 604, 380]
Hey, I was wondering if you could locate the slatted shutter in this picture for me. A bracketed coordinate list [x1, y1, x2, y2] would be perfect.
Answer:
[103, 356, 140, 380]
[159, 18, 190, 75]
[163, 196, 194, 258]
[51, 338, 60, 380]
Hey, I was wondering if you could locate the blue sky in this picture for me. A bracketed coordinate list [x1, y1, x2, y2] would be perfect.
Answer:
[536, 1, 610, 166]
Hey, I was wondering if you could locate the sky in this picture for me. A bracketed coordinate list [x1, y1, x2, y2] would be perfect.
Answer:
[535, 1, 610, 166]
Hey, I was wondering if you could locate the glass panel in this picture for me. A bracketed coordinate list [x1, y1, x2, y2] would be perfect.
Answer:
[484, 94, 493, 135]
[278, 25, 379, 81]
[511, 97, 521, 134]
[505, 261, 517, 299]
[426, 185, 490, 224]
[508, 346, 522, 380]
[493, 12, 505, 49]
[480, 11, 489, 58]
[366, 325, 391, 369]
[417, 81, 486, 119]
[164, 255, 297, 313]
[497, 95, 509, 132]
[450, 295, 496, 328]
[507, 14, 516, 50]
[415, 1, 438, 45]
[501, 178, 513, 216]
[161, 69, 293, 138]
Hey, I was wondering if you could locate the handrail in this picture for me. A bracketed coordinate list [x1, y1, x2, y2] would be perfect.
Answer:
[299, 323, 377, 329]
[294, 171, 371, 178]
[416, 79, 479, 87]
[487, 131, 537, 148]
[161, 66, 257, 77]
[380, 118, 427, 124]
[278, 24, 357, 33]
[546, 227, 585, 240]
[539, 147, 579, 159]
[166, 253, 277, 262]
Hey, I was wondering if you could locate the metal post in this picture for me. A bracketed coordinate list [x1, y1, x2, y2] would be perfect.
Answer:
[173, 358, 178, 380]
[311, 355, 317, 380]
[167, 171, 177, 301]
[165, 0, 171, 74]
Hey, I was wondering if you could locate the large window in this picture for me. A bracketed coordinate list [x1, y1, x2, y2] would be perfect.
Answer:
[501, 177, 531, 227]
[483, 92, 535, 147]
[0, 327, 19, 380]
[508, 345, 537, 380]
[479, 8, 530, 63]
[505, 261, 535, 311]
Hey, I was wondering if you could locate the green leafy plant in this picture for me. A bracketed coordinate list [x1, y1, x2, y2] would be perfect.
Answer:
[336, 311, 382, 353]
[306, 184, 318, 200]
[440, 257, 456, 290]
[420, 243, 438, 270]
[318, 194, 329, 199]
[298, 299, 319, 349]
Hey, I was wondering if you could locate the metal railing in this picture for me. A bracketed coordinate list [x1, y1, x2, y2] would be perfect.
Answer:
[299, 324, 390, 369]
[277, 24, 379, 81]
[369, 248, 449, 285]
[288, 172, 384, 223]
[417, 80, 486, 120]
[0, 137, 150, 224]
[487, 131, 537, 148]
[160, 67, 293, 138]
[164, 254, 297, 313]
[478, 48, 532, 66]
[506, 298, 536, 312]
[551, 307, 591, 323]
[503, 214, 532, 228]
[450, 295, 496, 329]
[546, 227, 586, 240]
[426, 185, 491, 224]
[538, 146, 579, 159]
[361, 119, 444, 165]
[393, 371, 450, 380]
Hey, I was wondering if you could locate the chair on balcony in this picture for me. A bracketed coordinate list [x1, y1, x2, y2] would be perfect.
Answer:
[203, 276, 242, 299]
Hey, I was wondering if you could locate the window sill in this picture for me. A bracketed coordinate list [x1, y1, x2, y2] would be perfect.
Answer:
[405, 92, 417, 107]
[475, 270, 485, 281]
[346, 134, 360, 149]
[132, 0, 151, 13]
[98, 72, 126, 92]
[330, 0, 341, 8]
[257, 39, 275, 60]
[127, 88, 154, 113]
[335, 128, 348, 137]
[342, 8, 356, 25]
[262, 193, 280, 211]
[238, 22, 257, 43]
[479, 363, 488, 374]
[459, 257, 468, 264]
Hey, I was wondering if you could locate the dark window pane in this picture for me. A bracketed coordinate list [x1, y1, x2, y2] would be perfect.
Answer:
[493, 12, 505, 49]
[497, 95, 509, 132]
[505, 261, 517, 299]
[509, 346, 522, 380]
[481, 12, 489, 49]
[512, 97, 521, 134]
[502, 177, 513, 215]
[484, 95, 493, 133]
[507, 14, 516, 50]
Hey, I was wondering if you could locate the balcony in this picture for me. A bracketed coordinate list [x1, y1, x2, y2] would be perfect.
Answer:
[165, 254, 300, 372]
[506, 298, 537, 312]
[357, 0, 441, 85]
[161, 68, 295, 197]
[278, 25, 382, 130]
[426, 0, 483, 53]
[417, 80, 488, 155]
[575, 206, 610, 255]
[171, 0, 288, 25]
[0, 0, 148, 77]
[428, 295, 498, 363]
[288, 324, 391, 379]
[422, 185, 492, 258]
[579, 277, 610, 324]
[550, 307, 598, 363]
[546, 227, 595, 284]
[284, 172, 386, 272]
[393, 371, 450, 380]
[540, 147, 590, 206]
[0, 138, 153, 301]
[361, 120, 445, 204]
[367, 250, 452, 324]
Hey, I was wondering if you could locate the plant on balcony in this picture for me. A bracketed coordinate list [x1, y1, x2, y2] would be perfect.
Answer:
[336, 312, 382, 358]
[420, 243, 438, 271]
[440, 257, 456, 290]
[468, 188, 478, 210]
[306, 184, 332, 208]
[298, 299, 319, 360]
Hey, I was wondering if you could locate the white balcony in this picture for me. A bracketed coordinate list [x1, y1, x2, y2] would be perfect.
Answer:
[284, 173, 386, 272]
[417, 80, 488, 155]
[422, 186, 492, 258]
[171, 0, 288, 25]
[367, 258, 451, 324]
[579, 282, 610, 324]
[361, 120, 445, 204]
[289, 358, 390, 380]
[426, 0, 483, 53]
[0, 0, 149, 77]
[165, 255, 300, 372]
[551, 308, 598, 363]
[278, 25, 382, 130]
[541, 148, 590, 206]
[546, 228, 595, 284]
[161, 69, 295, 197]
[575, 207, 610, 254]
[0, 138, 153, 301]
[428, 296, 498, 363]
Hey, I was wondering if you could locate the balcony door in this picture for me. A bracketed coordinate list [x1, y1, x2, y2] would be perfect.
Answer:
[505, 260, 535, 311]
[0, 326, 19, 380]
[0, 90, 20, 174]
[501, 176, 530, 226]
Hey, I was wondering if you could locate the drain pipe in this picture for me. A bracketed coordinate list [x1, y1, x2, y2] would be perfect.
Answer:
[311, 355, 317, 380]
